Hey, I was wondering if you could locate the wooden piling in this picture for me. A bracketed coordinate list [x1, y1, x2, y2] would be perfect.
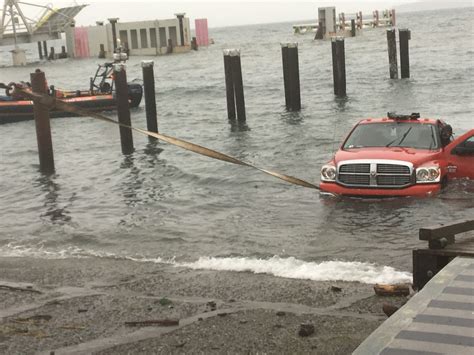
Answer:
[281, 43, 301, 111]
[60, 46, 67, 58]
[223, 51, 236, 121]
[43, 41, 48, 59]
[31, 70, 55, 174]
[141, 60, 158, 134]
[332, 37, 346, 97]
[113, 63, 134, 154]
[351, 19, 356, 37]
[386, 29, 398, 79]
[37, 41, 43, 60]
[399, 29, 411, 79]
[230, 50, 246, 123]
[281, 45, 290, 109]
[331, 39, 338, 95]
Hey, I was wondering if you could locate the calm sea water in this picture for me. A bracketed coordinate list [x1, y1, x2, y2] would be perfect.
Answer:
[0, 8, 473, 283]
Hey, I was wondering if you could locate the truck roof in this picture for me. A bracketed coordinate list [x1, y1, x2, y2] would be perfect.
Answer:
[358, 117, 439, 125]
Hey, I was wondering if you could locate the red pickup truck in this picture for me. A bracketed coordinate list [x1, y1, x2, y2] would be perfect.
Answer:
[320, 113, 474, 197]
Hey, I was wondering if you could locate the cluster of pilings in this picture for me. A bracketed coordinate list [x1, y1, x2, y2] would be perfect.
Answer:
[222, 26, 412, 118]
[386, 28, 411, 79]
[31, 27, 412, 173]
[31, 60, 158, 173]
[37, 41, 68, 61]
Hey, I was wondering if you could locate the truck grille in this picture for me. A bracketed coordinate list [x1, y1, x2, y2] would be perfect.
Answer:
[338, 161, 413, 188]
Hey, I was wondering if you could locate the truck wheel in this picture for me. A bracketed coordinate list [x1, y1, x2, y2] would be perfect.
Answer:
[441, 176, 448, 189]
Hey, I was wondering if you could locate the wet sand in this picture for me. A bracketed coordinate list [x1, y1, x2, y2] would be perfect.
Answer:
[0, 257, 408, 354]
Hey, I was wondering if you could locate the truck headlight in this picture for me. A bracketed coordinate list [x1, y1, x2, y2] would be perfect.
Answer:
[416, 167, 440, 183]
[321, 164, 337, 182]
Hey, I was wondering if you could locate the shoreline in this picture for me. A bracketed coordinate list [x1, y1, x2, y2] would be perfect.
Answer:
[0, 256, 408, 354]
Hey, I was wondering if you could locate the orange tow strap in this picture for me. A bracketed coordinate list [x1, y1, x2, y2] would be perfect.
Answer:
[22, 89, 320, 190]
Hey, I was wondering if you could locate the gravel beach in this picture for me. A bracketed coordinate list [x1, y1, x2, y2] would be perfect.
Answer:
[0, 256, 409, 354]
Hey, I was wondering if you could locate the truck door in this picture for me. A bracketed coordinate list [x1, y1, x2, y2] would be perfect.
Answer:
[444, 129, 474, 179]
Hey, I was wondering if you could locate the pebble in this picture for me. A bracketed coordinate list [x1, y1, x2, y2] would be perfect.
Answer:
[298, 323, 315, 337]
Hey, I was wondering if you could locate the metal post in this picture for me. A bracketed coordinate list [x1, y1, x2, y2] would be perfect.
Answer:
[108, 18, 119, 52]
[399, 29, 411, 79]
[230, 50, 246, 123]
[387, 29, 398, 79]
[31, 70, 55, 174]
[223, 50, 236, 121]
[37, 41, 43, 60]
[334, 38, 346, 97]
[43, 41, 48, 59]
[287, 43, 301, 111]
[141, 60, 158, 134]
[351, 19, 356, 37]
[113, 63, 134, 154]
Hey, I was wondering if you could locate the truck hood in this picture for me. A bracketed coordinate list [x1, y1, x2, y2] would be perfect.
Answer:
[334, 147, 442, 166]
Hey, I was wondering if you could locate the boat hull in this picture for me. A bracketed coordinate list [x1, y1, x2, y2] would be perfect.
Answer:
[0, 83, 143, 125]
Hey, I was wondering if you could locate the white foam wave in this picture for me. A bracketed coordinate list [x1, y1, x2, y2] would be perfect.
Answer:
[179, 256, 412, 284]
[0, 244, 412, 284]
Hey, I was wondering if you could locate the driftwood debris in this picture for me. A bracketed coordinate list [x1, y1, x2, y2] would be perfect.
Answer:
[0, 284, 42, 294]
[125, 319, 179, 327]
[374, 284, 410, 296]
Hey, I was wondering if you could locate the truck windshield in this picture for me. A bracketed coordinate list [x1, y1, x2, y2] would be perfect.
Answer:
[343, 122, 440, 150]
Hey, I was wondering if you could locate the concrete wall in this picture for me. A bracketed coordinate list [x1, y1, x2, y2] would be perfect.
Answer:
[87, 25, 109, 58]
[66, 16, 191, 58]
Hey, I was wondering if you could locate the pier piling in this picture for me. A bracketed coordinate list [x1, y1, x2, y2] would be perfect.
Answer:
[191, 37, 198, 50]
[387, 29, 398, 79]
[108, 18, 119, 52]
[31, 70, 55, 174]
[223, 51, 236, 120]
[43, 41, 48, 59]
[230, 51, 246, 123]
[37, 41, 43, 60]
[99, 44, 106, 58]
[351, 19, 356, 37]
[281, 43, 301, 111]
[60, 46, 67, 58]
[141, 61, 158, 135]
[223, 49, 246, 123]
[113, 64, 134, 154]
[331, 37, 346, 97]
[399, 29, 411, 79]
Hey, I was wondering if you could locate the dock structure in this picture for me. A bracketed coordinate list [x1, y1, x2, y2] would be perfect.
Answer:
[1, 0, 85, 65]
[355, 219, 474, 354]
[354, 256, 474, 354]
[413, 220, 474, 290]
[293, 7, 395, 38]
[66, 14, 193, 59]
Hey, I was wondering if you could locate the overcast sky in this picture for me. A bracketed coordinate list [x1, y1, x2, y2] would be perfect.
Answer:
[2, 0, 472, 28]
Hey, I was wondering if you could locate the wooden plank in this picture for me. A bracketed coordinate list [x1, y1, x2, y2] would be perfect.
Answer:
[419, 220, 474, 241]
